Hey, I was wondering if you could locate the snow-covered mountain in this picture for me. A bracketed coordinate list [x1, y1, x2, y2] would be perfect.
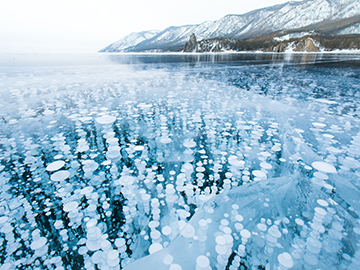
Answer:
[100, 0, 360, 52]
[99, 30, 160, 52]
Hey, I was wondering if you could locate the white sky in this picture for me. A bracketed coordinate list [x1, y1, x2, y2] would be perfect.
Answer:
[0, 0, 303, 53]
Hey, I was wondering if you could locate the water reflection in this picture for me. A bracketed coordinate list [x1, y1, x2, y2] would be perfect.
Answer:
[107, 52, 360, 67]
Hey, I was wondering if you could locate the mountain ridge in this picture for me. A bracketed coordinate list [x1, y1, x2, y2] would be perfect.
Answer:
[100, 0, 360, 53]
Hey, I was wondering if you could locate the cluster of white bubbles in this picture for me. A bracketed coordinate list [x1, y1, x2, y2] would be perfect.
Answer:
[0, 55, 360, 270]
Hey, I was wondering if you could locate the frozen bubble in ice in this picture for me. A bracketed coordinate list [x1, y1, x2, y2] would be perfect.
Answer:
[282, 217, 290, 224]
[0, 216, 9, 225]
[235, 215, 244, 222]
[86, 219, 97, 229]
[162, 226, 172, 236]
[102, 160, 111, 166]
[216, 244, 228, 255]
[224, 233, 233, 245]
[1, 223, 13, 234]
[101, 240, 111, 250]
[183, 139, 196, 148]
[314, 207, 327, 217]
[235, 223, 244, 231]
[317, 199, 329, 207]
[107, 150, 120, 159]
[260, 162, 272, 170]
[332, 221, 343, 232]
[312, 122, 326, 128]
[160, 136, 172, 144]
[268, 225, 281, 238]
[257, 223, 267, 232]
[354, 227, 360, 235]
[326, 146, 342, 154]
[134, 145, 144, 151]
[169, 264, 182, 270]
[199, 219, 208, 228]
[215, 235, 227, 245]
[117, 175, 134, 186]
[313, 172, 328, 180]
[311, 161, 336, 173]
[343, 253, 351, 261]
[91, 251, 103, 264]
[107, 250, 119, 260]
[63, 201, 79, 212]
[323, 134, 334, 139]
[96, 115, 116, 125]
[221, 219, 229, 226]
[150, 230, 161, 240]
[149, 243, 163, 254]
[223, 227, 232, 235]
[240, 229, 251, 239]
[81, 186, 94, 196]
[252, 170, 266, 178]
[141, 194, 151, 202]
[278, 252, 293, 268]
[196, 255, 210, 268]
[163, 254, 173, 265]
[46, 160, 65, 172]
[260, 151, 271, 157]
[1, 263, 13, 270]
[115, 238, 126, 248]
[271, 145, 282, 152]
[78, 246, 88, 255]
[149, 221, 159, 229]
[323, 183, 334, 191]
[51, 170, 70, 182]
[180, 224, 195, 238]
[295, 218, 304, 226]
[31, 237, 47, 250]
[182, 162, 193, 171]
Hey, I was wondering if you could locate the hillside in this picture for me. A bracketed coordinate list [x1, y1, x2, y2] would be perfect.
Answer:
[100, 0, 360, 53]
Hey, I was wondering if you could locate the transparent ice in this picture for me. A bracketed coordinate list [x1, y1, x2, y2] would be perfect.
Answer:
[0, 53, 360, 269]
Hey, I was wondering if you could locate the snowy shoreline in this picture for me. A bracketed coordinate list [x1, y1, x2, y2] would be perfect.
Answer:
[99, 50, 360, 55]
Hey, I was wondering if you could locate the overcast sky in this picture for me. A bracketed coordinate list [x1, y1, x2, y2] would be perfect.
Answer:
[0, 0, 302, 53]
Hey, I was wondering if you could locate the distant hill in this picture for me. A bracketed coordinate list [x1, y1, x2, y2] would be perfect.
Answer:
[100, 0, 360, 53]
[99, 30, 160, 53]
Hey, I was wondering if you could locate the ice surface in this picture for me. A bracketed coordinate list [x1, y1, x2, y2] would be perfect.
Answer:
[0, 53, 359, 269]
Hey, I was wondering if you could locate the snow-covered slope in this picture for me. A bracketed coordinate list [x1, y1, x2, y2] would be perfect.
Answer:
[101, 0, 360, 52]
[99, 30, 160, 52]
[337, 23, 360, 35]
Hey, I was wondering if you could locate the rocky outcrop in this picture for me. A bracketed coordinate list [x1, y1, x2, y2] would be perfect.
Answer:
[269, 37, 321, 52]
[180, 32, 360, 53]
[292, 38, 320, 52]
[183, 34, 198, 52]
[305, 38, 320, 52]
[274, 43, 286, 52]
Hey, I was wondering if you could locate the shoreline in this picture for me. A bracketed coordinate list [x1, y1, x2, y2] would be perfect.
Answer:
[98, 50, 360, 55]
[1, 49, 360, 56]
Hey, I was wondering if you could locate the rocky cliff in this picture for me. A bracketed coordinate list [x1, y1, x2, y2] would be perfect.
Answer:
[183, 34, 198, 52]
[183, 33, 360, 53]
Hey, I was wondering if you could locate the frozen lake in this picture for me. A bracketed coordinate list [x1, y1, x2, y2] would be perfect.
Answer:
[1, 53, 360, 269]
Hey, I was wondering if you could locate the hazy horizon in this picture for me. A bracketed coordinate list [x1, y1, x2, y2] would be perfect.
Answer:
[1, 0, 303, 53]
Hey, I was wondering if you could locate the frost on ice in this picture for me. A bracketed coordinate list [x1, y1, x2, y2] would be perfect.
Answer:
[0, 55, 360, 269]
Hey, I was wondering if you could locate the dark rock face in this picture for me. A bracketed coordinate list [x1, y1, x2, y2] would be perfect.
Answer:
[183, 34, 198, 52]
[181, 33, 360, 53]
[274, 43, 286, 52]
